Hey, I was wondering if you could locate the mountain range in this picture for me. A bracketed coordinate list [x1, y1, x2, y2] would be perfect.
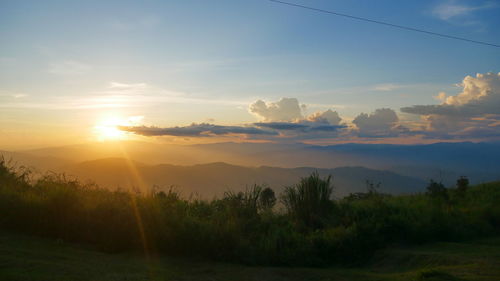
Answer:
[1, 141, 499, 198]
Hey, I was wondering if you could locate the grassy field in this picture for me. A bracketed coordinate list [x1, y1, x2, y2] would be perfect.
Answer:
[1, 231, 499, 281]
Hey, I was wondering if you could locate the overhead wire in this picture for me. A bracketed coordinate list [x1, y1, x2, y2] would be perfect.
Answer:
[268, 0, 500, 48]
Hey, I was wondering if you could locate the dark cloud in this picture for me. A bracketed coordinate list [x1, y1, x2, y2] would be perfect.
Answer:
[121, 120, 347, 139]
[254, 122, 307, 130]
[254, 122, 345, 132]
[119, 123, 278, 137]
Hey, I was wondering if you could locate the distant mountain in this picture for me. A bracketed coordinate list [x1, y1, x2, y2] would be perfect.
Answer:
[6, 141, 500, 187]
[0, 150, 71, 172]
[61, 158, 425, 198]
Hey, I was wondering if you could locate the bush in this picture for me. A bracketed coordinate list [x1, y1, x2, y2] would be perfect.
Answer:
[1, 159, 499, 266]
[426, 180, 448, 202]
[281, 172, 336, 230]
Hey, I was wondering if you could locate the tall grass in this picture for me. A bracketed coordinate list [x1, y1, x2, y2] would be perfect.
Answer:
[282, 172, 335, 229]
[0, 158, 499, 266]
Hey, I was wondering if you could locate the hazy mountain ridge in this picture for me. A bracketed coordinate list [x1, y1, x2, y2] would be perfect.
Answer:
[3, 141, 499, 195]
[61, 157, 425, 198]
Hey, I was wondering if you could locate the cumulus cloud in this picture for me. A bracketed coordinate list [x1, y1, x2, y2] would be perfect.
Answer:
[352, 108, 406, 137]
[119, 123, 278, 137]
[402, 73, 500, 115]
[307, 109, 342, 125]
[401, 72, 500, 139]
[249, 98, 305, 122]
[246, 98, 347, 138]
[113, 74, 500, 142]
[120, 98, 347, 141]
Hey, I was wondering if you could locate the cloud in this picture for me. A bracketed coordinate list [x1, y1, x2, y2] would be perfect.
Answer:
[254, 122, 345, 132]
[48, 60, 91, 75]
[372, 83, 403, 92]
[109, 82, 149, 90]
[432, 0, 494, 20]
[120, 100, 347, 141]
[0, 92, 28, 99]
[109, 15, 161, 31]
[401, 73, 500, 139]
[307, 109, 342, 125]
[120, 120, 345, 139]
[119, 123, 278, 137]
[401, 73, 500, 117]
[352, 108, 406, 137]
[0, 81, 248, 110]
[254, 122, 307, 131]
[249, 98, 305, 122]
[431, 0, 496, 29]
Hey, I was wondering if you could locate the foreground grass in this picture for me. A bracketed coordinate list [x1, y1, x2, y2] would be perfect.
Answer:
[1, 231, 499, 281]
[2, 159, 499, 266]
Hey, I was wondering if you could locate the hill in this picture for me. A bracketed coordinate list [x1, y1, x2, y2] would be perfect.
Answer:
[13, 141, 500, 186]
[63, 158, 425, 198]
[2, 157, 499, 268]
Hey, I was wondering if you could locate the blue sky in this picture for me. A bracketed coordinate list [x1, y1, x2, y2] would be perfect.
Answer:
[0, 0, 499, 148]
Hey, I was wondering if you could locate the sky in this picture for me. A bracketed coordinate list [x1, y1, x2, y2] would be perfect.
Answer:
[0, 0, 499, 149]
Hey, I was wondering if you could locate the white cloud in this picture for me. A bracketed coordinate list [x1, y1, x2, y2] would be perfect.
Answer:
[402, 72, 500, 139]
[402, 72, 500, 117]
[372, 83, 403, 92]
[353, 108, 406, 137]
[433, 1, 476, 20]
[307, 109, 342, 125]
[431, 0, 495, 27]
[48, 60, 91, 75]
[439, 72, 499, 106]
[109, 15, 161, 31]
[0, 91, 28, 99]
[109, 82, 148, 89]
[249, 98, 305, 122]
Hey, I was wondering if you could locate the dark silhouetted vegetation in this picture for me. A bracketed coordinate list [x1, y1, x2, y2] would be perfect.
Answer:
[281, 172, 336, 230]
[1, 158, 499, 266]
[426, 179, 448, 201]
[258, 186, 276, 211]
[456, 176, 469, 198]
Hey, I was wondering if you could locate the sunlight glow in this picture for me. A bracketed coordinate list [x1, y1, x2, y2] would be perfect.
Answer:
[93, 116, 142, 141]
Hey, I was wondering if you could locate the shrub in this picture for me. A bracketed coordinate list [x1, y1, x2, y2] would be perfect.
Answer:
[1, 159, 499, 266]
[426, 180, 448, 201]
[281, 172, 336, 230]
[258, 186, 276, 212]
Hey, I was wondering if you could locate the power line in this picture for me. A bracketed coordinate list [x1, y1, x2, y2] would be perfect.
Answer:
[268, 0, 500, 48]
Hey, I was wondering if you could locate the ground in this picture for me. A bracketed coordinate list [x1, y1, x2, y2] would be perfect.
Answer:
[1, 232, 499, 281]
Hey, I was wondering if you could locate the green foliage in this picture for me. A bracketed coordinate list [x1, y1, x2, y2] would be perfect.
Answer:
[1, 159, 499, 266]
[281, 172, 336, 229]
[258, 186, 276, 212]
[426, 180, 448, 201]
[418, 269, 463, 281]
[3, 231, 499, 281]
[456, 176, 469, 198]
[365, 179, 381, 195]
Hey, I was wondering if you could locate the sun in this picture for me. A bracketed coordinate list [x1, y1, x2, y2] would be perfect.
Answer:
[93, 116, 130, 141]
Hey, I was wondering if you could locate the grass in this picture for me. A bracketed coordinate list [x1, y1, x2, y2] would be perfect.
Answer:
[1, 231, 499, 281]
[2, 159, 500, 268]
